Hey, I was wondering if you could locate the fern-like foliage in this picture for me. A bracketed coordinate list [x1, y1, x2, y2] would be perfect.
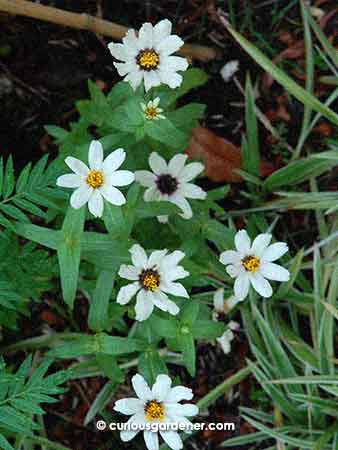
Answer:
[0, 155, 65, 229]
[0, 231, 58, 329]
[0, 356, 70, 450]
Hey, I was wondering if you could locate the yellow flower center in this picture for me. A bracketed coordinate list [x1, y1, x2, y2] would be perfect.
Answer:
[145, 106, 159, 120]
[86, 170, 104, 188]
[139, 269, 160, 292]
[242, 255, 260, 273]
[145, 400, 165, 421]
[137, 49, 160, 71]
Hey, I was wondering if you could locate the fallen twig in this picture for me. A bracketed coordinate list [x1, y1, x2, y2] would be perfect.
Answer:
[0, 0, 220, 62]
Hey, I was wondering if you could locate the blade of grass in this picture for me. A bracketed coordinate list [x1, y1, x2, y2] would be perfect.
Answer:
[293, 0, 315, 160]
[224, 22, 338, 125]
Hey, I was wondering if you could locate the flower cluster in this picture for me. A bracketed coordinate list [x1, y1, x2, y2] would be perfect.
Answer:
[54, 19, 292, 450]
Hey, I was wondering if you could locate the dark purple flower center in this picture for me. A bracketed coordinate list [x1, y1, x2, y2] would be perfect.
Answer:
[156, 174, 178, 195]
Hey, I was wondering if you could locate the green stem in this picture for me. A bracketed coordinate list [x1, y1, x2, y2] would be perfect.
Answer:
[197, 365, 251, 410]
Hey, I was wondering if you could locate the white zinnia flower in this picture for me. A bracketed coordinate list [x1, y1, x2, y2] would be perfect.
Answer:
[117, 244, 189, 321]
[56, 140, 134, 218]
[212, 288, 242, 321]
[220, 230, 290, 301]
[141, 97, 165, 120]
[114, 373, 198, 450]
[135, 152, 206, 222]
[216, 321, 240, 354]
[108, 19, 188, 91]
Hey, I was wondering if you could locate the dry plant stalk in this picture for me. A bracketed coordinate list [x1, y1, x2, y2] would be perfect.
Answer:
[0, 0, 219, 62]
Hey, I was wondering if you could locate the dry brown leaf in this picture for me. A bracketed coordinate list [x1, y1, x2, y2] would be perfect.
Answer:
[186, 125, 242, 182]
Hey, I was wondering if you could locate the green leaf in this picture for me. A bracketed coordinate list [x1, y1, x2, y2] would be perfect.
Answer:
[192, 320, 224, 339]
[135, 199, 180, 219]
[180, 332, 195, 376]
[264, 156, 337, 191]
[88, 270, 115, 332]
[244, 74, 260, 175]
[3, 156, 15, 199]
[107, 81, 134, 109]
[57, 207, 85, 309]
[145, 118, 187, 150]
[48, 333, 145, 358]
[139, 348, 168, 385]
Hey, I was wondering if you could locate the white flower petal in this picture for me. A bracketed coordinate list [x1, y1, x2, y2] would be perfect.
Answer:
[213, 288, 225, 312]
[56, 174, 82, 188]
[249, 273, 273, 298]
[144, 70, 161, 92]
[179, 162, 204, 182]
[226, 264, 242, 278]
[144, 186, 161, 201]
[65, 156, 89, 176]
[117, 282, 140, 305]
[219, 250, 241, 266]
[118, 264, 139, 281]
[125, 69, 144, 90]
[108, 42, 130, 61]
[110, 170, 135, 187]
[152, 292, 180, 316]
[152, 374, 172, 402]
[153, 19, 172, 45]
[166, 403, 198, 417]
[251, 233, 272, 257]
[234, 273, 250, 300]
[157, 214, 168, 223]
[130, 244, 148, 268]
[70, 185, 92, 209]
[165, 266, 189, 281]
[259, 262, 290, 282]
[161, 250, 185, 269]
[159, 431, 183, 450]
[149, 152, 167, 175]
[138, 22, 154, 48]
[180, 183, 206, 200]
[135, 290, 154, 321]
[88, 189, 103, 217]
[220, 60, 239, 82]
[100, 185, 126, 206]
[167, 154, 188, 177]
[148, 249, 168, 267]
[122, 29, 140, 52]
[120, 429, 139, 442]
[114, 398, 143, 415]
[135, 170, 156, 187]
[120, 412, 145, 440]
[114, 61, 136, 76]
[170, 195, 192, 219]
[103, 148, 126, 172]
[262, 242, 289, 262]
[156, 35, 184, 55]
[160, 55, 188, 72]
[143, 430, 159, 450]
[165, 386, 193, 403]
[235, 229, 251, 254]
[217, 331, 233, 354]
[132, 374, 153, 401]
[160, 281, 189, 298]
[158, 70, 183, 89]
[88, 140, 104, 170]
[153, 97, 160, 107]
